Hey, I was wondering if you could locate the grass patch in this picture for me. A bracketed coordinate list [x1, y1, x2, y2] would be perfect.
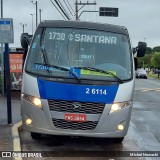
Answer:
[148, 73, 160, 80]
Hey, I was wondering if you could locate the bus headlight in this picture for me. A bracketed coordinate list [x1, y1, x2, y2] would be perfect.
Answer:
[109, 101, 132, 114]
[118, 124, 124, 131]
[21, 94, 42, 109]
[33, 98, 41, 107]
[26, 118, 32, 125]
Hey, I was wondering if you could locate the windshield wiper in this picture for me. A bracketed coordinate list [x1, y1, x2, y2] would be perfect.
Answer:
[40, 29, 51, 75]
[74, 66, 123, 84]
[34, 63, 81, 82]
[38, 30, 80, 82]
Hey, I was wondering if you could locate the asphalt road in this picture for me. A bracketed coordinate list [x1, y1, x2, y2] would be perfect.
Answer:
[20, 78, 160, 160]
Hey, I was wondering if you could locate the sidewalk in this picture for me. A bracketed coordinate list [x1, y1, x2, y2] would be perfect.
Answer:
[0, 125, 12, 151]
[0, 92, 21, 153]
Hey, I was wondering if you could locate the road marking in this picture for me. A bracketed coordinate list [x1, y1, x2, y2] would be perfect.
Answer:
[135, 88, 160, 92]
[11, 121, 22, 160]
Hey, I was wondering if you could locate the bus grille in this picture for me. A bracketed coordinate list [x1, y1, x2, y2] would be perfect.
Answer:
[48, 100, 105, 114]
[52, 119, 98, 130]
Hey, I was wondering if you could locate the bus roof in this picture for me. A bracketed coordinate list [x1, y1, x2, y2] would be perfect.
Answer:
[38, 20, 129, 35]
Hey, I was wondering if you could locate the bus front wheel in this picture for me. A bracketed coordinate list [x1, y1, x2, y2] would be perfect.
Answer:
[31, 132, 41, 139]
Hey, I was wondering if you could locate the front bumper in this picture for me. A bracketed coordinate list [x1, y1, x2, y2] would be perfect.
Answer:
[21, 99, 132, 138]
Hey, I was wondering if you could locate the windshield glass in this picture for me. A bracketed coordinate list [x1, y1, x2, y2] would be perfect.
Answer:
[25, 28, 132, 81]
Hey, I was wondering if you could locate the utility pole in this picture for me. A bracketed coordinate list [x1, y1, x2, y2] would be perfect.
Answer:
[31, 1, 38, 27]
[20, 23, 27, 33]
[75, 0, 96, 20]
[75, 0, 78, 20]
[143, 38, 146, 69]
[39, 9, 42, 23]
[30, 14, 35, 35]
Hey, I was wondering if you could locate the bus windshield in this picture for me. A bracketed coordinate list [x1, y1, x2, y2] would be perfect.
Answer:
[26, 28, 132, 81]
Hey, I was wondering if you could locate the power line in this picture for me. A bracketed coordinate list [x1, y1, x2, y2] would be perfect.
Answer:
[50, 0, 66, 20]
[57, 0, 71, 19]
[54, 0, 70, 20]
[66, 0, 75, 14]
[63, 0, 74, 17]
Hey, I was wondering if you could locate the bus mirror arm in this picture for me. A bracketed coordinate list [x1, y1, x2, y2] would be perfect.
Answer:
[134, 57, 138, 70]
[21, 33, 33, 51]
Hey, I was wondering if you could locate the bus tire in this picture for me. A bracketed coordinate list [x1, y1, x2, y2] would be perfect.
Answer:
[113, 137, 124, 143]
[31, 132, 41, 139]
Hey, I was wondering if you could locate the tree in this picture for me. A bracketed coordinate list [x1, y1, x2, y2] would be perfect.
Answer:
[151, 52, 160, 77]
[153, 46, 160, 52]
[144, 54, 153, 68]
[137, 54, 153, 69]
[146, 47, 153, 54]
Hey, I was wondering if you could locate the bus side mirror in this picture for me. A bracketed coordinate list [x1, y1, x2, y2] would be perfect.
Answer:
[20, 33, 32, 51]
[133, 42, 147, 57]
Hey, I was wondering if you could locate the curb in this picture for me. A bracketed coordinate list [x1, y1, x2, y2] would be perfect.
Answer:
[11, 121, 23, 160]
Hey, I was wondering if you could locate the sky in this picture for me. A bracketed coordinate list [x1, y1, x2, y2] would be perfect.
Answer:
[0, 0, 160, 48]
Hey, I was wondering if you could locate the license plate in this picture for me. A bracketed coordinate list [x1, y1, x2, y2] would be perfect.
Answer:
[64, 113, 86, 122]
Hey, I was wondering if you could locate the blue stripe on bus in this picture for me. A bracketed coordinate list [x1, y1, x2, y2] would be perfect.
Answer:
[37, 79, 119, 103]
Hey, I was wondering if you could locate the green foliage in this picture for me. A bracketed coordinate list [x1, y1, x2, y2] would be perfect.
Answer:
[137, 57, 144, 68]
[144, 54, 153, 67]
[151, 52, 160, 68]
[146, 47, 153, 54]
[153, 46, 160, 52]
[148, 73, 160, 80]
[138, 54, 153, 68]
[137, 47, 160, 69]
